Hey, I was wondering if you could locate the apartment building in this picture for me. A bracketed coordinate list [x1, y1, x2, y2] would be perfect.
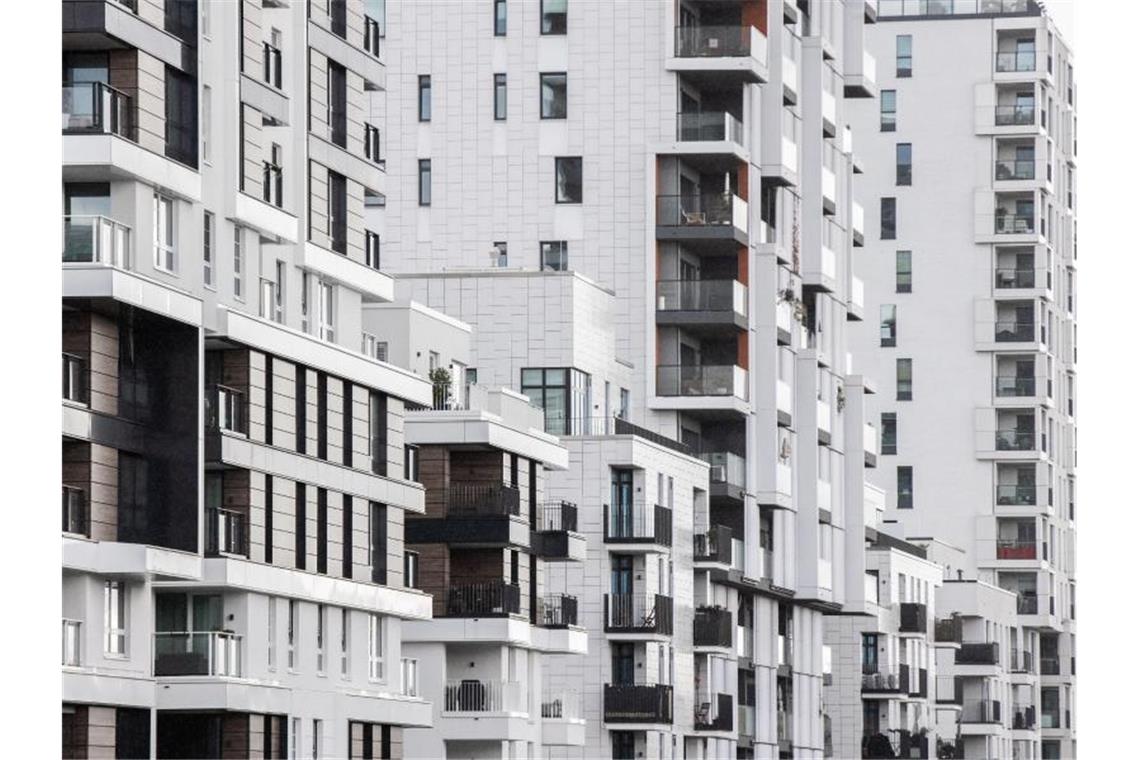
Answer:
[849, 1, 1076, 758]
[61, 1, 433, 757]
[362, 300, 591, 758]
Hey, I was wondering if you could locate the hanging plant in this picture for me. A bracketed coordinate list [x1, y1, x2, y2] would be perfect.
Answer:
[836, 384, 847, 413]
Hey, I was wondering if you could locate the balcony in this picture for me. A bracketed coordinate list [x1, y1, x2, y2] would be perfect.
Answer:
[693, 524, 734, 565]
[996, 50, 1037, 74]
[961, 699, 1002, 724]
[956, 641, 1000, 666]
[694, 692, 734, 732]
[1012, 703, 1037, 730]
[537, 593, 578, 628]
[443, 680, 524, 714]
[1040, 655, 1061, 676]
[994, 267, 1039, 290]
[700, 452, 746, 502]
[206, 507, 248, 558]
[1017, 595, 1040, 615]
[913, 668, 929, 698]
[656, 193, 749, 252]
[861, 671, 901, 694]
[205, 385, 248, 436]
[603, 684, 673, 724]
[62, 619, 82, 667]
[994, 321, 1036, 343]
[262, 161, 283, 208]
[604, 593, 674, 636]
[994, 214, 1036, 235]
[996, 483, 1042, 506]
[995, 104, 1036, 127]
[670, 25, 768, 83]
[153, 631, 242, 677]
[996, 539, 1037, 560]
[996, 429, 1035, 452]
[995, 158, 1036, 181]
[62, 486, 89, 537]
[62, 215, 131, 269]
[656, 364, 748, 401]
[62, 81, 132, 139]
[447, 482, 521, 517]
[693, 606, 733, 648]
[935, 617, 963, 644]
[1011, 649, 1035, 674]
[533, 500, 584, 561]
[655, 280, 748, 329]
[899, 602, 928, 634]
[445, 581, 521, 618]
[604, 503, 672, 547]
[677, 111, 745, 147]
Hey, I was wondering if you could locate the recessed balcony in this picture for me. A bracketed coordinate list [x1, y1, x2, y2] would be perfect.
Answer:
[956, 641, 1000, 666]
[699, 451, 747, 502]
[444, 581, 521, 618]
[655, 279, 748, 330]
[669, 25, 768, 84]
[62, 81, 132, 140]
[899, 602, 928, 634]
[62, 485, 89, 537]
[656, 193, 749, 253]
[604, 593, 674, 636]
[604, 502, 672, 549]
[961, 699, 1002, 725]
[154, 631, 242, 677]
[694, 692, 734, 732]
[205, 385, 248, 436]
[603, 683, 674, 724]
[205, 507, 249, 558]
[63, 215, 131, 270]
[676, 110, 746, 153]
[693, 524, 734, 567]
[656, 364, 749, 402]
[693, 606, 733, 648]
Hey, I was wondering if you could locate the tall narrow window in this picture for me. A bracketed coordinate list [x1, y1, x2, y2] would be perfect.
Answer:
[369, 502, 388, 584]
[342, 385, 354, 468]
[540, 73, 567, 119]
[203, 211, 214, 287]
[555, 157, 582, 203]
[369, 391, 387, 475]
[328, 171, 347, 254]
[316, 374, 328, 460]
[493, 241, 508, 267]
[494, 73, 507, 120]
[881, 197, 897, 240]
[896, 143, 912, 186]
[541, 0, 567, 34]
[342, 494, 354, 578]
[318, 281, 335, 342]
[881, 413, 897, 455]
[328, 62, 347, 147]
[880, 305, 897, 347]
[104, 581, 127, 656]
[365, 230, 381, 269]
[418, 75, 431, 122]
[295, 482, 307, 570]
[896, 35, 912, 77]
[316, 487, 328, 574]
[265, 473, 274, 563]
[315, 604, 326, 674]
[541, 241, 568, 271]
[267, 597, 277, 670]
[233, 226, 244, 298]
[296, 365, 307, 454]
[153, 194, 175, 272]
[287, 599, 297, 670]
[340, 608, 350, 678]
[368, 614, 384, 680]
[418, 159, 432, 206]
[201, 84, 212, 163]
[897, 466, 914, 509]
[404, 550, 419, 588]
[311, 719, 322, 760]
[273, 260, 285, 323]
[880, 90, 897, 132]
[896, 250, 912, 293]
[896, 358, 913, 401]
[300, 272, 311, 333]
[494, 0, 507, 35]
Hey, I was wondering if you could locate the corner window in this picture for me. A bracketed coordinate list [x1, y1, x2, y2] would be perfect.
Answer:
[153, 194, 176, 272]
[541, 0, 567, 34]
[418, 75, 431, 122]
[540, 73, 567, 119]
[896, 35, 912, 77]
[541, 240, 568, 271]
[418, 159, 432, 206]
[880, 90, 897, 132]
[494, 73, 507, 120]
[555, 157, 582, 204]
[881, 197, 897, 240]
[521, 367, 590, 435]
[880, 305, 897, 347]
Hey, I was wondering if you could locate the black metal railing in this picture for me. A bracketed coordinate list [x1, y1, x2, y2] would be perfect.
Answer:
[262, 161, 283, 207]
[446, 581, 521, 617]
[656, 279, 746, 313]
[205, 384, 247, 435]
[604, 593, 674, 635]
[677, 110, 744, 144]
[536, 500, 578, 532]
[694, 525, 733, 564]
[603, 684, 673, 724]
[996, 51, 1036, 72]
[956, 641, 1000, 665]
[1012, 703, 1037, 729]
[656, 193, 743, 228]
[674, 25, 757, 58]
[1011, 648, 1035, 673]
[206, 507, 248, 557]
[995, 158, 1035, 180]
[62, 81, 133, 139]
[694, 606, 733, 648]
[262, 42, 282, 88]
[994, 267, 1035, 289]
[62, 486, 89, 536]
[62, 352, 87, 404]
[994, 104, 1035, 126]
[694, 692, 734, 731]
[934, 617, 963, 643]
[604, 503, 672, 546]
[446, 482, 521, 517]
[996, 484, 1037, 505]
[899, 602, 927, 634]
[996, 375, 1035, 396]
[1040, 654, 1061, 675]
[995, 321, 1035, 342]
[537, 593, 578, 628]
[995, 430, 1035, 451]
[961, 699, 1002, 724]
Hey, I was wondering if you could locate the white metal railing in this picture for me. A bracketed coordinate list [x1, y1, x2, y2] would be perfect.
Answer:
[400, 657, 419, 697]
[443, 679, 524, 714]
[62, 619, 82, 667]
[62, 215, 131, 269]
[541, 690, 582, 721]
[153, 631, 242, 677]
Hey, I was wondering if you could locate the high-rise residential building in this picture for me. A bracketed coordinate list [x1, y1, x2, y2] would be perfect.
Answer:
[379, 1, 884, 757]
[850, 1, 1077, 758]
[61, 1, 435, 757]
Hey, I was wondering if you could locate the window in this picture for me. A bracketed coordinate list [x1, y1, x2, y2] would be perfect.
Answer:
[418, 159, 432, 206]
[328, 171, 347, 254]
[203, 211, 214, 287]
[316, 604, 326, 674]
[290, 718, 300, 760]
[896, 143, 912, 185]
[287, 599, 297, 670]
[311, 719, 322, 760]
[404, 444, 419, 482]
[880, 305, 897, 347]
[541, 240, 568, 271]
[881, 413, 897, 455]
[418, 75, 431, 122]
[880, 90, 896, 132]
[153, 194, 175, 272]
[340, 608, 350, 678]
[540, 73, 567, 119]
[896, 358, 913, 400]
[896, 35, 912, 77]
[342, 493, 353, 577]
[368, 614, 384, 680]
[494, 0, 507, 35]
[541, 0, 567, 34]
[328, 62, 347, 147]
[164, 67, 197, 166]
[369, 501, 387, 584]
[300, 272, 311, 333]
[369, 391, 387, 476]
[521, 367, 591, 435]
[896, 250, 912, 292]
[104, 581, 127, 656]
[268, 598, 277, 670]
[493, 241, 508, 267]
[404, 550, 420, 588]
[295, 481, 307, 566]
[619, 388, 630, 419]
[401, 657, 419, 696]
[555, 157, 582, 203]
[881, 197, 897, 240]
[233, 227, 244, 299]
[365, 231, 381, 269]
[318, 280, 335, 342]
[316, 487, 328, 572]
[494, 73, 507, 120]
[201, 84, 212, 163]
[897, 466, 914, 508]
[272, 260, 285, 322]
[265, 143, 283, 207]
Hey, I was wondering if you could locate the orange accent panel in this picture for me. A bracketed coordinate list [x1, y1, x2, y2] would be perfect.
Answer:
[743, 0, 768, 37]
[738, 246, 749, 285]
[737, 330, 749, 368]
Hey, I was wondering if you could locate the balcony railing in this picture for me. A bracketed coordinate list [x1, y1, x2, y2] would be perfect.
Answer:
[996, 484, 1038, 505]
[934, 617, 963, 644]
[675, 24, 760, 58]
[62, 215, 131, 268]
[899, 602, 928, 634]
[994, 321, 1035, 343]
[537, 593, 578, 628]
[700, 452, 746, 489]
[656, 193, 747, 229]
[879, 1, 1038, 19]
[604, 503, 672, 546]
[262, 42, 282, 88]
[994, 214, 1036, 234]
[443, 679, 523, 713]
[996, 539, 1037, 559]
[956, 641, 1000, 665]
[541, 690, 581, 721]
[206, 507, 248, 557]
[1012, 703, 1037, 729]
[62, 353, 87, 404]
[996, 375, 1036, 396]
[915, 668, 929, 698]
[603, 683, 673, 724]
[62, 81, 132, 138]
[1011, 648, 1035, 673]
[205, 384, 248, 435]
[995, 430, 1035, 451]
[995, 159, 1035, 180]
[961, 699, 1002, 724]
[446, 482, 521, 517]
[536, 500, 578, 532]
[62, 619, 82, 667]
[996, 51, 1036, 72]
[677, 111, 744, 144]
[656, 279, 748, 315]
[153, 631, 242, 677]
[604, 593, 674, 635]
[995, 104, 1035, 126]
[861, 672, 900, 692]
[694, 606, 733, 648]
[1040, 655, 1060, 675]
[62, 486, 89, 537]
[693, 524, 734, 564]
[694, 692, 734, 731]
[445, 581, 521, 617]
[656, 364, 747, 399]
[1017, 595, 1039, 614]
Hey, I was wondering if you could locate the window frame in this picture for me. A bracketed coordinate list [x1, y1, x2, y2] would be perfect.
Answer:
[494, 0, 507, 36]
[896, 358, 913, 401]
[881, 413, 897, 455]
[104, 580, 128, 657]
[897, 465, 914, 509]
[881, 197, 897, 240]
[417, 75, 431, 122]
[880, 304, 897, 347]
[880, 90, 897, 132]
[494, 73, 507, 120]
[317, 280, 335, 342]
[233, 226, 244, 300]
[203, 211, 215, 288]
[895, 250, 912, 293]
[287, 598, 297, 671]
[540, 240, 568, 271]
[418, 159, 432, 206]
[153, 193, 176, 273]
[896, 143, 913, 186]
[540, 0, 567, 35]
[896, 35, 912, 78]
[368, 613, 384, 682]
[540, 72, 567, 120]
[554, 156, 582, 204]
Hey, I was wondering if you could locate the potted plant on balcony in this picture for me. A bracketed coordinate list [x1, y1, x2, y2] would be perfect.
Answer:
[429, 366, 453, 410]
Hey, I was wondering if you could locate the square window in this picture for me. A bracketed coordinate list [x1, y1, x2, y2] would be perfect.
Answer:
[541, 241, 568, 271]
